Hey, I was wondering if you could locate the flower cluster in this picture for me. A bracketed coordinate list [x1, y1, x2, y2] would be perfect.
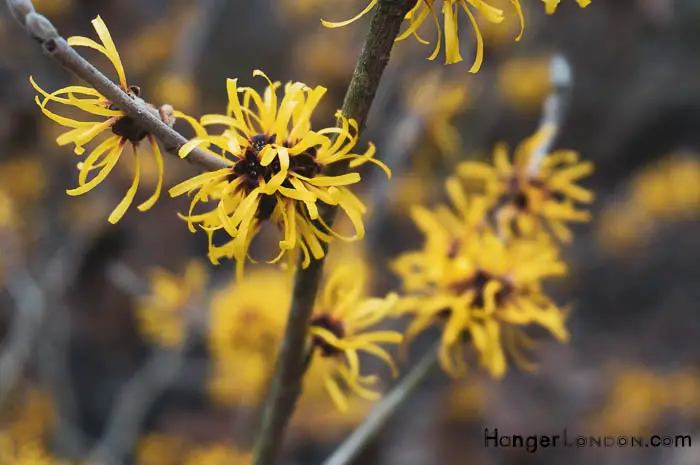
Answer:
[24, 7, 597, 452]
[133, 254, 401, 413]
[31, 17, 388, 278]
[322, 0, 591, 71]
[392, 125, 592, 377]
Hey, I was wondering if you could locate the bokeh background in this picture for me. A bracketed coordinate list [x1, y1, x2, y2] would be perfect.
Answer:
[1, 0, 700, 464]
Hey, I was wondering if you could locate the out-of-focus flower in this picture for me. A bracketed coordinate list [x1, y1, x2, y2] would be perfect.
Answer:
[0, 158, 47, 203]
[629, 154, 700, 219]
[2, 387, 54, 444]
[542, 0, 591, 14]
[33, 0, 74, 18]
[592, 366, 700, 436]
[137, 433, 187, 465]
[292, 27, 356, 89]
[404, 69, 469, 159]
[137, 435, 251, 465]
[30, 16, 173, 224]
[278, 0, 349, 23]
[0, 191, 18, 229]
[208, 269, 288, 359]
[123, 20, 179, 75]
[307, 260, 401, 412]
[153, 74, 198, 114]
[389, 172, 441, 215]
[322, 0, 516, 71]
[206, 269, 289, 406]
[170, 70, 389, 276]
[208, 352, 271, 406]
[0, 433, 68, 465]
[392, 180, 569, 377]
[136, 260, 208, 348]
[456, 125, 594, 242]
[497, 57, 552, 110]
[445, 378, 486, 422]
[596, 154, 700, 253]
[183, 445, 251, 465]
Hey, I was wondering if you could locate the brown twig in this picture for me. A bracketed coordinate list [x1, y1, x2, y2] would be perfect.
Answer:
[251, 1, 415, 465]
[5, 0, 230, 172]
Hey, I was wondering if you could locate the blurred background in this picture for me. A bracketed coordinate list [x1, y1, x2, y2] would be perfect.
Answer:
[1, 0, 700, 464]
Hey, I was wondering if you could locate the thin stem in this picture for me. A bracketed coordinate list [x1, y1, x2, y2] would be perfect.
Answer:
[527, 53, 573, 176]
[251, 2, 414, 465]
[5, 0, 230, 172]
[322, 345, 439, 465]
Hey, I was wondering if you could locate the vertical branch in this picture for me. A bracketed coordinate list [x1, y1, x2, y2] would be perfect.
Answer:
[251, 2, 414, 465]
[527, 54, 573, 175]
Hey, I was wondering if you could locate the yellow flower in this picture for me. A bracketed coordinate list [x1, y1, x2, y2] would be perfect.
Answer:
[0, 158, 47, 202]
[184, 445, 251, 465]
[153, 74, 198, 113]
[33, 0, 74, 17]
[0, 191, 18, 229]
[392, 182, 569, 377]
[169, 70, 389, 276]
[629, 155, 700, 219]
[136, 433, 187, 465]
[206, 269, 289, 406]
[322, 0, 520, 71]
[596, 154, 700, 253]
[0, 433, 68, 465]
[497, 56, 552, 110]
[591, 366, 700, 437]
[136, 260, 208, 348]
[542, 0, 591, 14]
[30, 15, 173, 224]
[208, 352, 271, 407]
[456, 125, 594, 242]
[403, 69, 469, 159]
[307, 261, 401, 412]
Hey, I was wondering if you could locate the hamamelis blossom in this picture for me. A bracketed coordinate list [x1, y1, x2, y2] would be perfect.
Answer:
[136, 260, 208, 348]
[322, 1, 522, 71]
[169, 71, 389, 276]
[392, 182, 569, 377]
[308, 261, 401, 412]
[30, 16, 175, 224]
[543, 0, 591, 14]
[456, 125, 594, 242]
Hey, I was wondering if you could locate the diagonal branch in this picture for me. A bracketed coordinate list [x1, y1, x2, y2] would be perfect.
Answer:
[5, 0, 230, 172]
[322, 345, 439, 465]
[251, 1, 415, 465]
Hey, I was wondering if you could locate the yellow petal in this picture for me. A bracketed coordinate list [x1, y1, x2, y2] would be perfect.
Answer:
[90, 15, 128, 89]
[108, 146, 141, 223]
[67, 141, 125, 195]
[137, 137, 164, 211]
[321, 0, 378, 28]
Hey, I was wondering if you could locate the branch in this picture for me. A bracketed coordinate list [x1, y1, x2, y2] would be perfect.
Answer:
[527, 53, 573, 176]
[86, 262, 197, 465]
[251, 2, 415, 465]
[322, 345, 439, 465]
[85, 349, 185, 465]
[5, 0, 231, 172]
